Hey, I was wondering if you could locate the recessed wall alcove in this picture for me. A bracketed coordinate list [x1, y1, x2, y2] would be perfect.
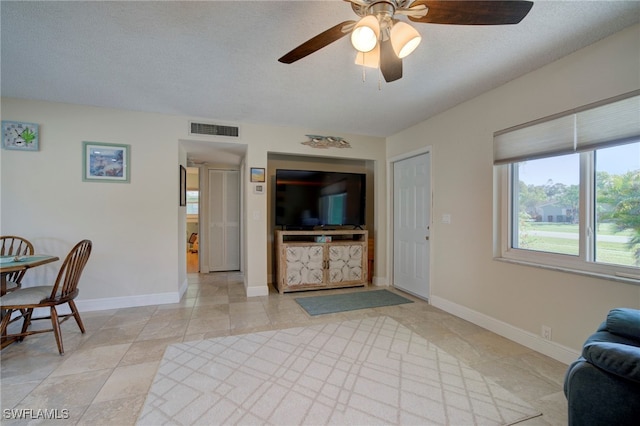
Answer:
[266, 153, 376, 286]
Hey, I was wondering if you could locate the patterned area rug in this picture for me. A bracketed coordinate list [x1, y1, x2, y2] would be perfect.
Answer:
[295, 289, 413, 316]
[137, 317, 542, 425]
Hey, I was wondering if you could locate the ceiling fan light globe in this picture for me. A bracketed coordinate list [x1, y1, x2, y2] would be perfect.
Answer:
[352, 27, 377, 52]
[397, 36, 421, 58]
[351, 15, 380, 52]
[355, 43, 380, 68]
[391, 21, 422, 58]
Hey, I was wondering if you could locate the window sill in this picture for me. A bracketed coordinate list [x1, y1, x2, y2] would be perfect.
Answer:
[494, 257, 640, 286]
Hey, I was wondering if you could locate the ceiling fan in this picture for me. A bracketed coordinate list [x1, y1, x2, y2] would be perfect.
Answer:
[278, 0, 534, 82]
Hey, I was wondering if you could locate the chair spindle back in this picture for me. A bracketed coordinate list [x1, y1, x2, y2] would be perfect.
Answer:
[49, 240, 92, 300]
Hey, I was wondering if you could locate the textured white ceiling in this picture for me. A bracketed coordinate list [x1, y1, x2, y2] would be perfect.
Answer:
[2, 1, 639, 146]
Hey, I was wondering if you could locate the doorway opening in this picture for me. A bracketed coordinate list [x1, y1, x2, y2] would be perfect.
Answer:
[186, 167, 200, 273]
[182, 139, 246, 277]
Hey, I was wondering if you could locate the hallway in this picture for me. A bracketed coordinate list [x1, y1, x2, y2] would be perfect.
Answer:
[187, 250, 198, 273]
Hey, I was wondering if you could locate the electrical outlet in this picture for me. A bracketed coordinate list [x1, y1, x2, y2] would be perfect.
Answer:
[542, 325, 552, 341]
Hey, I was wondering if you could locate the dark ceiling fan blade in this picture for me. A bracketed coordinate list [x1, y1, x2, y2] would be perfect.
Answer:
[380, 38, 402, 82]
[408, 1, 533, 25]
[278, 20, 356, 64]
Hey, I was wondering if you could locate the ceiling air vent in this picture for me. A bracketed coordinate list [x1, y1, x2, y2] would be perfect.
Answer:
[189, 121, 240, 138]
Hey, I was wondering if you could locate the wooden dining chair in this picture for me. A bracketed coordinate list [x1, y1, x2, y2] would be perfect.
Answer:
[0, 239, 92, 355]
[0, 235, 35, 292]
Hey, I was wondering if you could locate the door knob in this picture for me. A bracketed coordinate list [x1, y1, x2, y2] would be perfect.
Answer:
[425, 236, 429, 240]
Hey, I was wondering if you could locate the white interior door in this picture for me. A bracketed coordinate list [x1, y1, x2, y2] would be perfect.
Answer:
[393, 152, 431, 299]
[208, 169, 240, 271]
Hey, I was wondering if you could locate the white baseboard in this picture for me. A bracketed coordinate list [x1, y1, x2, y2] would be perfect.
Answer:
[246, 284, 269, 297]
[372, 276, 388, 286]
[26, 291, 181, 319]
[430, 295, 579, 365]
[76, 292, 181, 312]
[69, 280, 266, 313]
[179, 277, 188, 299]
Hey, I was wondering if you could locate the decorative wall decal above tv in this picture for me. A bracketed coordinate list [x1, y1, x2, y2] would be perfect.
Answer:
[301, 135, 351, 149]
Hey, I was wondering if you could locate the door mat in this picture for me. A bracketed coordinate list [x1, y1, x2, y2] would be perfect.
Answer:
[295, 289, 413, 316]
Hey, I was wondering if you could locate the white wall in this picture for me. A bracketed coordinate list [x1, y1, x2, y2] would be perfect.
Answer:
[387, 24, 640, 362]
[0, 99, 386, 306]
[0, 103, 188, 309]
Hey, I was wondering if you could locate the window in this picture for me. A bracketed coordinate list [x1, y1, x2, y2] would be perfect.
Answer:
[186, 190, 199, 216]
[512, 154, 580, 256]
[495, 91, 640, 282]
[595, 144, 640, 267]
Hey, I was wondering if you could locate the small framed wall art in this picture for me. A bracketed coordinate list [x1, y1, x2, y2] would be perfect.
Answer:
[180, 165, 187, 206]
[2, 120, 39, 151]
[250, 167, 265, 183]
[82, 141, 130, 183]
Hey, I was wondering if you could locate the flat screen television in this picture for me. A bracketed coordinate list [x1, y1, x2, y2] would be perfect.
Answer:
[275, 169, 366, 229]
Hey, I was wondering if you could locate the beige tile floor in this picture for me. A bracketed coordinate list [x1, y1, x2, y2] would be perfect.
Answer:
[0, 272, 569, 425]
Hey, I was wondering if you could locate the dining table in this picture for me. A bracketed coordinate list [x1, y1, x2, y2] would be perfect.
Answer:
[0, 254, 59, 348]
[1, 254, 60, 295]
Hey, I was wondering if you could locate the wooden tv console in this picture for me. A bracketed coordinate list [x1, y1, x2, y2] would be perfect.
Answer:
[275, 229, 368, 294]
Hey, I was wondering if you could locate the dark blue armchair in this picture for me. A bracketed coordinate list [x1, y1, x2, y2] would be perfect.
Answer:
[564, 308, 640, 425]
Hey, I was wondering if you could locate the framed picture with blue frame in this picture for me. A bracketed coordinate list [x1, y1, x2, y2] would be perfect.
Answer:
[82, 141, 130, 183]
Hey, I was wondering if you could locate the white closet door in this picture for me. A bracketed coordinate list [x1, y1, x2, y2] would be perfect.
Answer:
[208, 169, 240, 271]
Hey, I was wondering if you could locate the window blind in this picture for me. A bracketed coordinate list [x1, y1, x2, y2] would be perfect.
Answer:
[493, 90, 640, 165]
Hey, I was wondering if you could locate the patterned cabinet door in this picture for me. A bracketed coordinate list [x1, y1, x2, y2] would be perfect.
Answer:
[328, 243, 365, 284]
[284, 245, 325, 286]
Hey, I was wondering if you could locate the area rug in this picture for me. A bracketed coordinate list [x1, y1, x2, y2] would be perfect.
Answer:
[295, 289, 413, 316]
[137, 316, 542, 425]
